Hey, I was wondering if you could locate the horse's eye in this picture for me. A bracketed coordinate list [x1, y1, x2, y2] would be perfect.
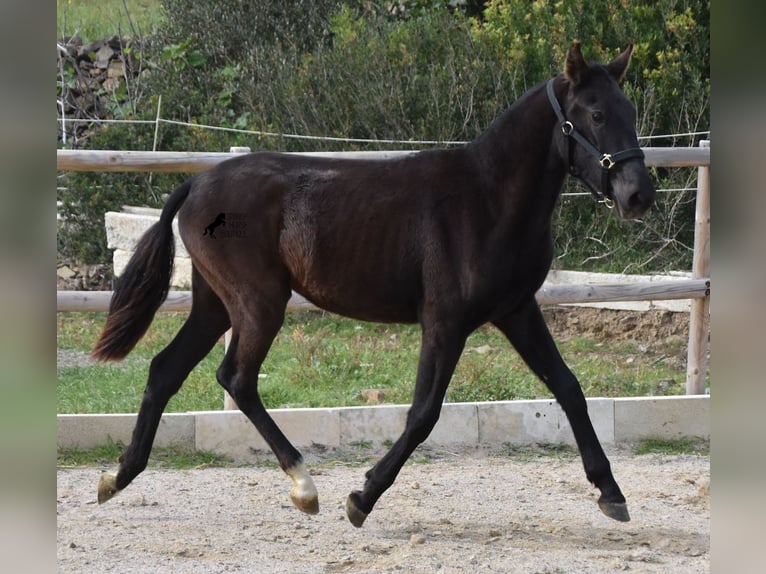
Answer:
[591, 111, 605, 123]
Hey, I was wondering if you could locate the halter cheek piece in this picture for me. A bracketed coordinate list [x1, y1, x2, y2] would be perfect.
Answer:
[546, 79, 645, 208]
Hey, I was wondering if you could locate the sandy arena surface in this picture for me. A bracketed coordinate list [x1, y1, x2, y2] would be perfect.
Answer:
[57, 447, 709, 573]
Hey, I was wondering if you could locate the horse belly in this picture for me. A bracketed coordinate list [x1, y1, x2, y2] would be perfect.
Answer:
[280, 225, 421, 324]
[295, 284, 420, 324]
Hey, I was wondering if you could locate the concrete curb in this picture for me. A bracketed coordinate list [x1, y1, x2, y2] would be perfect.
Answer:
[58, 396, 709, 461]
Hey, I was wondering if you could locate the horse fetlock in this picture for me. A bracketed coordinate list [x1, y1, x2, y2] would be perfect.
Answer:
[286, 463, 319, 515]
[97, 472, 121, 504]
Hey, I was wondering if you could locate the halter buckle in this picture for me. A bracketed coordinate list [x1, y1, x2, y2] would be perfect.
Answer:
[599, 154, 616, 169]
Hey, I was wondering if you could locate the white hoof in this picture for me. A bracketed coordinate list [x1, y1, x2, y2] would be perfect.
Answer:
[286, 463, 319, 515]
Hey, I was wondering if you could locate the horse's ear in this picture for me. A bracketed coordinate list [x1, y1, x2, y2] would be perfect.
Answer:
[606, 44, 634, 85]
[564, 42, 586, 85]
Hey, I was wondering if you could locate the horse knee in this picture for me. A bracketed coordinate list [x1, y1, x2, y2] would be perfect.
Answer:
[405, 408, 441, 444]
[548, 373, 588, 412]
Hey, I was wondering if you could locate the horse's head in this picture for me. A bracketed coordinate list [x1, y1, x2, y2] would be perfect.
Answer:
[554, 43, 655, 219]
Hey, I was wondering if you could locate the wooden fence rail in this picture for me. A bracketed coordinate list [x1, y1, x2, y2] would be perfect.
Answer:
[56, 145, 711, 395]
[56, 146, 709, 173]
[56, 279, 711, 313]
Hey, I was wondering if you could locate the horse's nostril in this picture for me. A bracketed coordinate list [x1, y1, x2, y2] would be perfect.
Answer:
[628, 189, 651, 210]
[623, 187, 656, 218]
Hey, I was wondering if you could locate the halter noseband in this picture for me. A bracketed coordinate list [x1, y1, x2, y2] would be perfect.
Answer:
[546, 78, 645, 208]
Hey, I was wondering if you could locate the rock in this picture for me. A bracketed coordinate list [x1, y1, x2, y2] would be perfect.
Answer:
[94, 44, 115, 68]
[57, 265, 76, 279]
[359, 389, 389, 404]
[409, 533, 426, 545]
[107, 61, 125, 79]
[81, 38, 106, 54]
[102, 78, 119, 91]
[468, 344, 494, 355]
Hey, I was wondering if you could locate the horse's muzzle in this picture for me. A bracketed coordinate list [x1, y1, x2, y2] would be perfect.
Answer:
[613, 165, 655, 219]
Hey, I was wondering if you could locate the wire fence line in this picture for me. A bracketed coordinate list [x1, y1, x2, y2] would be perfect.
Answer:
[56, 114, 711, 148]
[56, 114, 708, 200]
[54, 182, 696, 198]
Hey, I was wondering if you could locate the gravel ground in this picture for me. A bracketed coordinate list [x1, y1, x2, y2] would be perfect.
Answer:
[57, 448, 709, 573]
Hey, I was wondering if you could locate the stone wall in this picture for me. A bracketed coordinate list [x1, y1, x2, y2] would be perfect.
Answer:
[57, 35, 146, 143]
[105, 207, 192, 289]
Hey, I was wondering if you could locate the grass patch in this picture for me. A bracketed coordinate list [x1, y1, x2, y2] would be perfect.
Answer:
[57, 0, 164, 42]
[57, 441, 235, 469]
[634, 438, 709, 456]
[57, 310, 687, 414]
[495, 442, 578, 460]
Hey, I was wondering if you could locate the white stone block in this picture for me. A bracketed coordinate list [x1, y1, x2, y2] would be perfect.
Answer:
[613, 396, 709, 442]
[477, 400, 565, 445]
[193, 409, 340, 461]
[104, 211, 188, 256]
[428, 403, 479, 446]
[474, 398, 613, 446]
[113, 249, 192, 288]
[551, 398, 615, 446]
[338, 404, 408, 447]
[105, 211, 192, 288]
[56, 413, 195, 450]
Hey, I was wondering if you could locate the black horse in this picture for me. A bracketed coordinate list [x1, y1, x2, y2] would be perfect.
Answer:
[93, 43, 654, 527]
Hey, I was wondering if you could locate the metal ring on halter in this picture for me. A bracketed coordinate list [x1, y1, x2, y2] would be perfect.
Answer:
[599, 154, 616, 169]
[599, 196, 615, 209]
[561, 121, 574, 136]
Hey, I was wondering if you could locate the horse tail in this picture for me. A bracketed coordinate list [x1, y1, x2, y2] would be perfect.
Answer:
[91, 179, 193, 361]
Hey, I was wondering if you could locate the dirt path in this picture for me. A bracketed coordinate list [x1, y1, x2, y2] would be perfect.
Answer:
[57, 448, 709, 573]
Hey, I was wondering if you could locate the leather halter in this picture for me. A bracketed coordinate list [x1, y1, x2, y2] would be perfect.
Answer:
[546, 78, 645, 207]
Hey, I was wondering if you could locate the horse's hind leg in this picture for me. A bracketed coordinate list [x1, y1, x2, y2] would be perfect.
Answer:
[492, 299, 629, 522]
[216, 293, 319, 515]
[98, 269, 230, 503]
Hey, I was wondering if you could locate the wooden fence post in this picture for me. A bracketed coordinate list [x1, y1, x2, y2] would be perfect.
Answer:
[223, 146, 252, 410]
[685, 140, 711, 394]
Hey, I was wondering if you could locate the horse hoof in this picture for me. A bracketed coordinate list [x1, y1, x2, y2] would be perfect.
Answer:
[345, 493, 368, 528]
[97, 472, 120, 504]
[598, 500, 631, 522]
[287, 463, 319, 515]
[290, 490, 319, 515]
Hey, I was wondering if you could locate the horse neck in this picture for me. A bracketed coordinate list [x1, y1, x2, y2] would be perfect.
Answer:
[468, 77, 568, 219]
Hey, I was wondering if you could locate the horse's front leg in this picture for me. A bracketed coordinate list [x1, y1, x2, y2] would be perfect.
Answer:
[492, 299, 630, 522]
[346, 320, 467, 527]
